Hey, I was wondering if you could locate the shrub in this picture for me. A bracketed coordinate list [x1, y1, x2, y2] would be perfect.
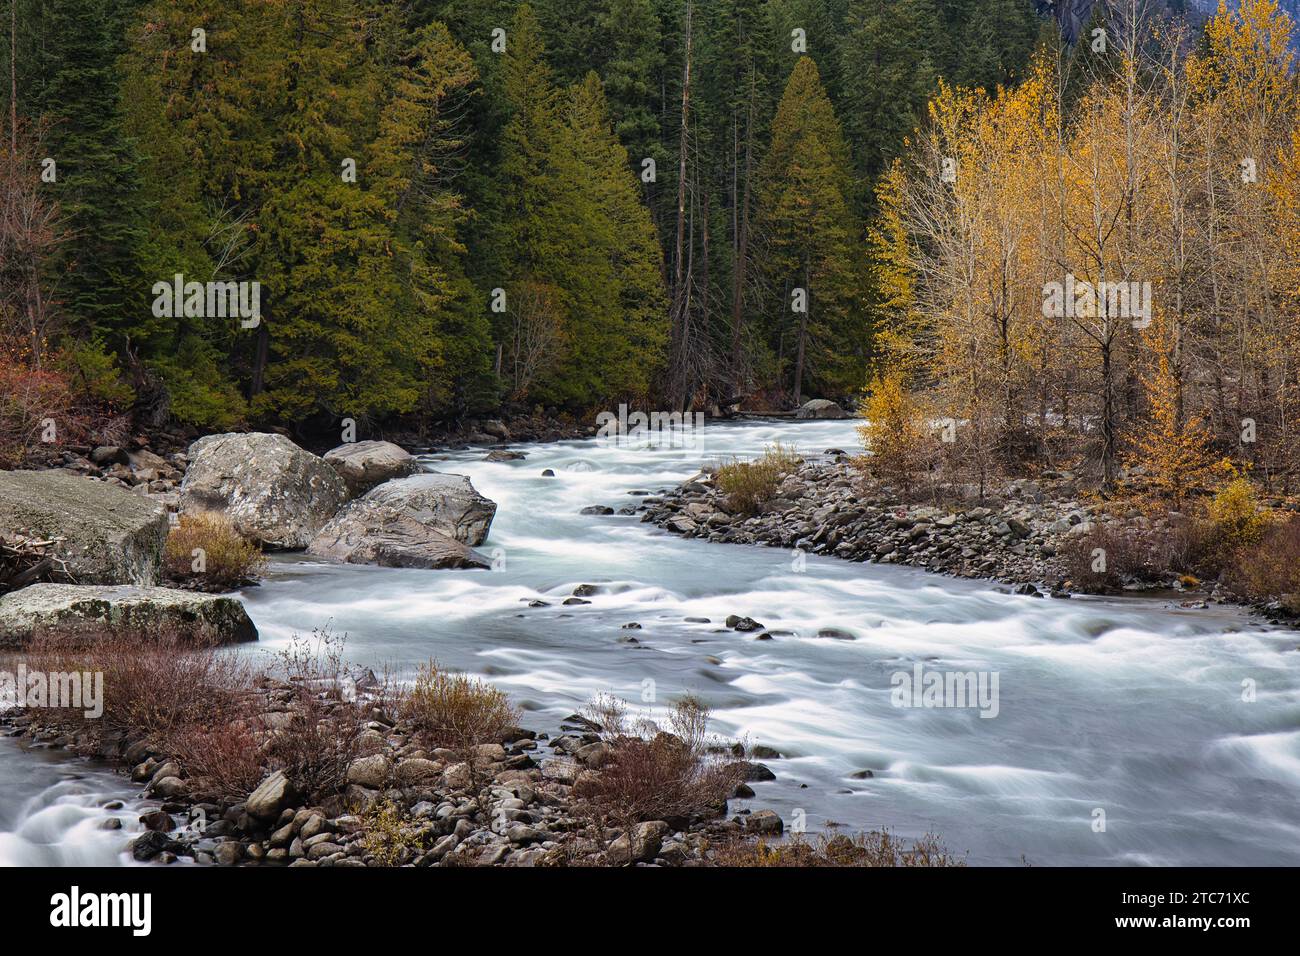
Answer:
[1225, 516, 1300, 603]
[264, 630, 375, 801]
[398, 661, 519, 756]
[152, 336, 249, 430]
[1205, 477, 1271, 557]
[855, 371, 933, 496]
[714, 829, 966, 867]
[53, 338, 135, 406]
[714, 441, 801, 515]
[24, 629, 257, 745]
[164, 512, 265, 591]
[168, 717, 266, 798]
[0, 353, 80, 467]
[575, 693, 743, 834]
[1059, 523, 1153, 591]
[359, 799, 429, 867]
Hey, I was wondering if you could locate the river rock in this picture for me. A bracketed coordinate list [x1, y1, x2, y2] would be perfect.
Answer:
[246, 770, 298, 820]
[130, 830, 181, 862]
[322, 440, 421, 497]
[306, 473, 496, 570]
[0, 583, 258, 648]
[90, 446, 129, 466]
[179, 433, 349, 549]
[743, 809, 784, 835]
[346, 754, 391, 789]
[213, 841, 244, 866]
[794, 399, 849, 420]
[0, 470, 168, 585]
[608, 820, 670, 864]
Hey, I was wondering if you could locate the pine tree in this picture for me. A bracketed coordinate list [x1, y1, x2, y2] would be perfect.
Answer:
[600, 0, 667, 180]
[756, 56, 865, 403]
[866, 160, 924, 374]
[369, 20, 495, 418]
[9, 0, 146, 345]
[840, 0, 940, 184]
[562, 72, 669, 400]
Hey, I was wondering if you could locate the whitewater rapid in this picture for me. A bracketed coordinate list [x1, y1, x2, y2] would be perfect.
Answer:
[3, 418, 1298, 865]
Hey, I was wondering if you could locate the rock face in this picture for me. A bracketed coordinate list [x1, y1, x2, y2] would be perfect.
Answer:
[0, 583, 257, 648]
[794, 398, 849, 420]
[322, 440, 421, 497]
[0, 470, 168, 585]
[180, 433, 349, 549]
[306, 473, 496, 570]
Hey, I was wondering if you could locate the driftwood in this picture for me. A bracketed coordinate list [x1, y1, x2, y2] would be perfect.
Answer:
[0, 533, 73, 593]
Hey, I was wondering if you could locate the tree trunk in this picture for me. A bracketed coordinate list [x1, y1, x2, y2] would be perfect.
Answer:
[251, 323, 269, 397]
[668, 0, 693, 410]
[792, 263, 809, 406]
[1101, 339, 1115, 491]
[730, 79, 754, 396]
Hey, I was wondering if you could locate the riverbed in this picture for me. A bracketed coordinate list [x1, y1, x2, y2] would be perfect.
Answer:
[3, 418, 1298, 866]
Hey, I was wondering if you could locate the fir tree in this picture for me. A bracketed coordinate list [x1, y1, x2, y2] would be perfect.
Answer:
[756, 56, 865, 402]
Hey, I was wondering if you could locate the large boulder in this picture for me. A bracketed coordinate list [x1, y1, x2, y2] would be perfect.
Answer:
[322, 440, 421, 497]
[0, 471, 168, 585]
[306, 473, 496, 570]
[179, 433, 349, 550]
[0, 583, 257, 648]
[794, 399, 849, 420]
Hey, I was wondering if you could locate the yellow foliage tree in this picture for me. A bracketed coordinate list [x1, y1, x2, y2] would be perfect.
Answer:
[1127, 316, 1215, 506]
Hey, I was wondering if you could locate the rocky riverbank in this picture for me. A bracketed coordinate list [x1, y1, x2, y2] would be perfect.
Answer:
[1, 682, 782, 867]
[1, 429, 506, 643]
[638, 452, 1272, 611]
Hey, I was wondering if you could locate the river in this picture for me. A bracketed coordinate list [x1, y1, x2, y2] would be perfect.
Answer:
[3, 418, 1299, 866]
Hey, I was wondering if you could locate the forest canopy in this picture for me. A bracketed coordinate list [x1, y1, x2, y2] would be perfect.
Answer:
[5, 0, 1296, 495]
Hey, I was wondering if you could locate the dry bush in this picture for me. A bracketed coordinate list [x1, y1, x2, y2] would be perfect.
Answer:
[397, 660, 519, 756]
[575, 693, 743, 832]
[714, 829, 966, 867]
[0, 354, 81, 467]
[25, 629, 257, 742]
[263, 630, 374, 801]
[715, 441, 801, 515]
[164, 512, 265, 591]
[1225, 515, 1300, 603]
[0, 348, 130, 469]
[1059, 524, 1154, 592]
[168, 716, 267, 798]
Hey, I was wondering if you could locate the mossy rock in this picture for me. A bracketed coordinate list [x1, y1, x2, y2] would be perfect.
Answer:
[0, 583, 257, 648]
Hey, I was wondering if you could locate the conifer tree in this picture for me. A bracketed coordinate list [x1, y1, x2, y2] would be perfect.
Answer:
[756, 56, 864, 403]
[840, 0, 940, 184]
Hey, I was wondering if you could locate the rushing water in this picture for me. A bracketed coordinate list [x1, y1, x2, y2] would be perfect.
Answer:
[3, 418, 1299, 866]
